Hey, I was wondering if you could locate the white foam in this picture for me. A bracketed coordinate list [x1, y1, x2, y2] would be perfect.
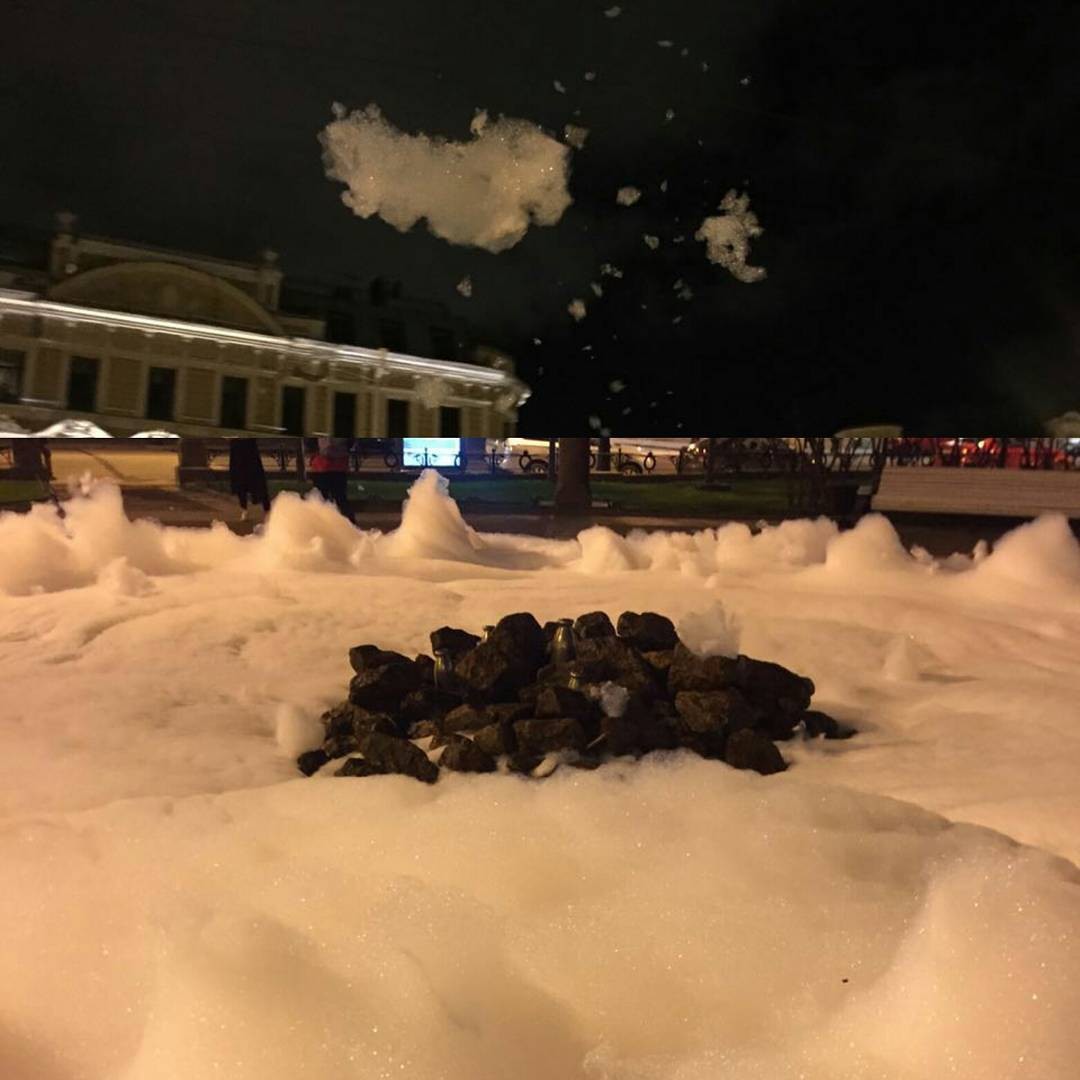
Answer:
[677, 601, 741, 658]
[273, 703, 324, 758]
[0, 762, 1076, 1080]
[2, 476, 1080, 1075]
[696, 189, 766, 282]
[320, 105, 572, 252]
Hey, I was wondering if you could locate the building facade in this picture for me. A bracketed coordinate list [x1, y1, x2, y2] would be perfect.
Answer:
[0, 214, 528, 438]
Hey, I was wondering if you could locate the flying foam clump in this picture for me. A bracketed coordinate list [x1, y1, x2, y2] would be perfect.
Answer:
[696, 189, 767, 282]
[320, 104, 573, 253]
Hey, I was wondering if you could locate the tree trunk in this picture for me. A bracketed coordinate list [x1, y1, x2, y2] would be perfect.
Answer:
[11, 438, 48, 479]
[178, 438, 209, 468]
[597, 436, 611, 472]
[705, 438, 718, 483]
[554, 437, 591, 514]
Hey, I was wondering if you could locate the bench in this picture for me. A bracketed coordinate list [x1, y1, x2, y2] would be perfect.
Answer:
[871, 466, 1080, 519]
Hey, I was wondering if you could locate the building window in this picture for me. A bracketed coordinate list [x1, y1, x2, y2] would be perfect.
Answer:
[430, 327, 457, 361]
[379, 318, 408, 353]
[67, 356, 100, 412]
[0, 349, 25, 403]
[220, 375, 249, 430]
[386, 398, 409, 437]
[333, 391, 357, 437]
[280, 385, 306, 435]
[146, 366, 177, 422]
[439, 406, 461, 437]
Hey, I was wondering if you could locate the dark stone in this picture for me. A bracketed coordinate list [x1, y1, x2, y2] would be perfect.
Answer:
[574, 611, 616, 639]
[517, 682, 545, 708]
[322, 702, 400, 739]
[567, 755, 603, 770]
[674, 689, 758, 735]
[455, 616, 547, 703]
[597, 693, 678, 757]
[438, 734, 497, 773]
[508, 752, 547, 775]
[651, 697, 678, 722]
[534, 685, 593, 722]
[514, 717, 587, 755]
[297, 748, 329, 776]
[724, 729, 788, 775]
[616, 611, 679, 652]
[349, 662, 423, 712]
[429, 730, 458, 749]
[321, 701, 358, 740]
[349, 710, 401, 739]
[455, 643, 525, 703]
[472, 721, 517, 757]
[642, 650, 674, 676]
[323, 733, 360, 760]
[735, 655, 814, 714]
[574, 637, 661, 697]
[358, 732, 439, 783]
[597, 713, 637, 757]
[430, 626, 481, 657]
[398, 686, 460, 727]
[803, 710, 856, 739]
[407, 719, 440, 740]
[542, 621, 562, 643]
[440, 703, 489, 733]
[489, 612, 547, 670]
[414, 654, 436, 685]
[667, 643, 740, 694]
[334, 756, 382, 778]
[530, 662, 581, 691]
[483, 702, 532, 725]
[761, 713, 802, 741]
[628, 695, 681, 753]
[349, 644, 413, 674]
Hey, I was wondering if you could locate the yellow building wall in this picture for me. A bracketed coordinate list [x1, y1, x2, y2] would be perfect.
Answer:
[104, 356, 142, 413]
[308, 385, 329, 434]
[462, 406, 487, 437]
[253, 377, 277, 427]
[31, 347, 64, 402]
[181, 366, 216, 421]
[416, 404, 436, 437]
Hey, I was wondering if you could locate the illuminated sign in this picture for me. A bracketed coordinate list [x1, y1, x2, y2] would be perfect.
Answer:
[402, 439, 461, 467]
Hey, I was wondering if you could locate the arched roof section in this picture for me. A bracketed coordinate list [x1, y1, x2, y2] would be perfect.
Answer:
[48, 261, 286, 336]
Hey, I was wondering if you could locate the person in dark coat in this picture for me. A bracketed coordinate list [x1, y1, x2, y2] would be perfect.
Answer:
[307, 436, 355, 522]
[228, 438, 271, 520]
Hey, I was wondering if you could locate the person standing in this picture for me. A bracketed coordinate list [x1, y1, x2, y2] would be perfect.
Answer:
[307, 436, 355, 522]
[228, 438, 271, 521]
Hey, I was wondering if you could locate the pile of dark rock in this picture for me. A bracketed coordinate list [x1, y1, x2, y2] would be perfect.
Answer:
[297, 611, 855, 783]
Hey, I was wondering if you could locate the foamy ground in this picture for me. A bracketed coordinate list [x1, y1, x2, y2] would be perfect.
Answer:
[1, 472, 1078, 1079]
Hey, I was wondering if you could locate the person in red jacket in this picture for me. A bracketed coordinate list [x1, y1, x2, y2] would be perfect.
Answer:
[307, 436, 355, 522]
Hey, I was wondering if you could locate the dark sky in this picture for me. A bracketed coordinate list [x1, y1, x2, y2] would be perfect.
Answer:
[3, 0, 1079, 433]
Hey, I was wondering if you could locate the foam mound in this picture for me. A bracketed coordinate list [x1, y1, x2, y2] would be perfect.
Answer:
[0, 760, 1077, 1080]
[4, 476, 1080, 604]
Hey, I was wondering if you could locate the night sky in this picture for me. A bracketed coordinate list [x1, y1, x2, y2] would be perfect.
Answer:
[3, 0, 1078, 434]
